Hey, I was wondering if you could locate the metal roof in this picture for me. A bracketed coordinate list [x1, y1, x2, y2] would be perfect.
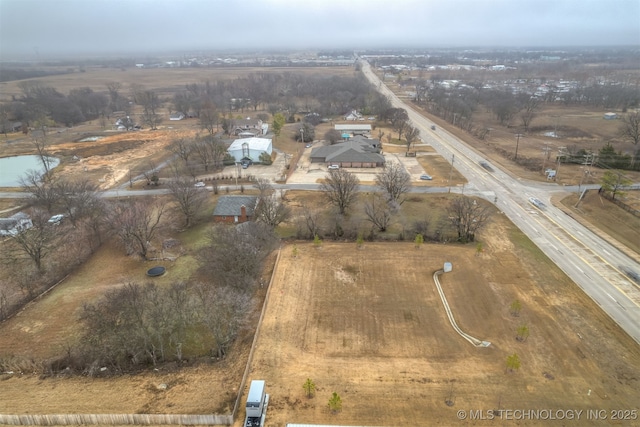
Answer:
[228, 137, 272, 152]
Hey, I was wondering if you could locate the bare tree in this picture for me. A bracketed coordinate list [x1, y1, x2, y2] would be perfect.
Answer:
[297, 207, 321, 239]
[198, 222, 277, 290]
[166, 176, 207, 229]
[30, 132, 54, 181]
[375, 162, 411, 205]
[137, 90, 163, 130]
[404, 125, 420, 152]
[363, 194, 393, 232]
[253, 178, 274, 197]
[519, 96, 539, 132]
[252, 178, 291, 228]
[324, 128, 342, 144]
[255, 193, 290, 228]
[620, 112, 640, 146]
[109, 199, 166, 259]
[54, 178, 101, 227]
[6, 209, 59, 272]
[168, 137, 194, 165]
[447, 197, 492, 243]
[321, 169, 359, 215]
[620, 112, 640, 167]
[20, 170, 58, 213]
[193, 283, 251, 358]
[199, 103, 219, 135]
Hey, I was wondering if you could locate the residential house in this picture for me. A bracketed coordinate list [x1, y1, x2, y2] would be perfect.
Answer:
[213, 195, 258, 223]
[0, 212, 33, 236]
[310, 136, 384, 168]
[169, 112, 185, 121]
[229, 117, 267, 137]
[343, 110, 362, 121]
[227, 137, 273, 163]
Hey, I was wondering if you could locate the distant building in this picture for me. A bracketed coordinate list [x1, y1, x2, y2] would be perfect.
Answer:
[604, 112, 618, 120]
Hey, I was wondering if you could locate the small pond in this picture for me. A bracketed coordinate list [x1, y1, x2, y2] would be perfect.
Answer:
[0, 155, 60, 187]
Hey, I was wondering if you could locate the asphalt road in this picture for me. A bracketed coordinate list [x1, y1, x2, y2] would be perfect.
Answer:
[360, 59, 640, 346]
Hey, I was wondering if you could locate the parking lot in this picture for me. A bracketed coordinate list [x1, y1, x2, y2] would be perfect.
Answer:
[211, 142, 439, 186]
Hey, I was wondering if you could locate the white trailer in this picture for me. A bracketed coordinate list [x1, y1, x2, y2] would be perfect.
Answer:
[245, 380, 269, 427]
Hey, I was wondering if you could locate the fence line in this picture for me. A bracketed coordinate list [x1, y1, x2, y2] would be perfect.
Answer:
[231, 246, 282, 420]
[0, 413, 232, 426]
[598, 187, 640, 218]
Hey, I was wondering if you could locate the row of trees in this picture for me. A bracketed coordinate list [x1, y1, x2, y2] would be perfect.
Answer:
[317, 165, 491, 242]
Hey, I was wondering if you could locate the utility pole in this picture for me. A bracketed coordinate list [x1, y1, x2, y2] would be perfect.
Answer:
[515, 133, 523, 160]
[448, 154, 455, 193]
[556, 146, 566, 182]
[541, 144, 551, 174]
[579, 151, 595, 190]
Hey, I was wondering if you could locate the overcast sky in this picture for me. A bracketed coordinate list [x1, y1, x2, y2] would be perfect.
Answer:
[1, 0, 639, 60]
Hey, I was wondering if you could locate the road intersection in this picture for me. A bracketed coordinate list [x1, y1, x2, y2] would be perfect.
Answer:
[360, 59, 640, 346]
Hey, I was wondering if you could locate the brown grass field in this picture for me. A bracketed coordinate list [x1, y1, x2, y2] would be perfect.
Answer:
[0, 66, 357, 102]
[2, 210, 639, 426]
[246, 232, 640, 425]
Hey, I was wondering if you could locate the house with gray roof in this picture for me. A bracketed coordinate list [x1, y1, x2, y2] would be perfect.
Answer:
[213, 195, 258, 223]
[310, 137, 384, 168]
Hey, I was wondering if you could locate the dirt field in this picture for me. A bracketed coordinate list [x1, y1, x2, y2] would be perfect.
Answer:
[245, 233, 640, 425]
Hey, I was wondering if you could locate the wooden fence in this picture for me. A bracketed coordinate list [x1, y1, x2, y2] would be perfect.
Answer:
[598, 187, 640, 218]
[0, 414, 232, 425]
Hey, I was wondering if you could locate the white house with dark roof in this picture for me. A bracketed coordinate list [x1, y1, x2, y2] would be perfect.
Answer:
[227, 137, 273, 163]
[229, 117, 268, 137]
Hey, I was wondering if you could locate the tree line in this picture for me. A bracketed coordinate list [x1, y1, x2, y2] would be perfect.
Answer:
[1, 70, 391, 139]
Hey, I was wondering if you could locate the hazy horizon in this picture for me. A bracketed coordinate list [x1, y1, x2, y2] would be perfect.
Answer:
[1, 0, 639, 61]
